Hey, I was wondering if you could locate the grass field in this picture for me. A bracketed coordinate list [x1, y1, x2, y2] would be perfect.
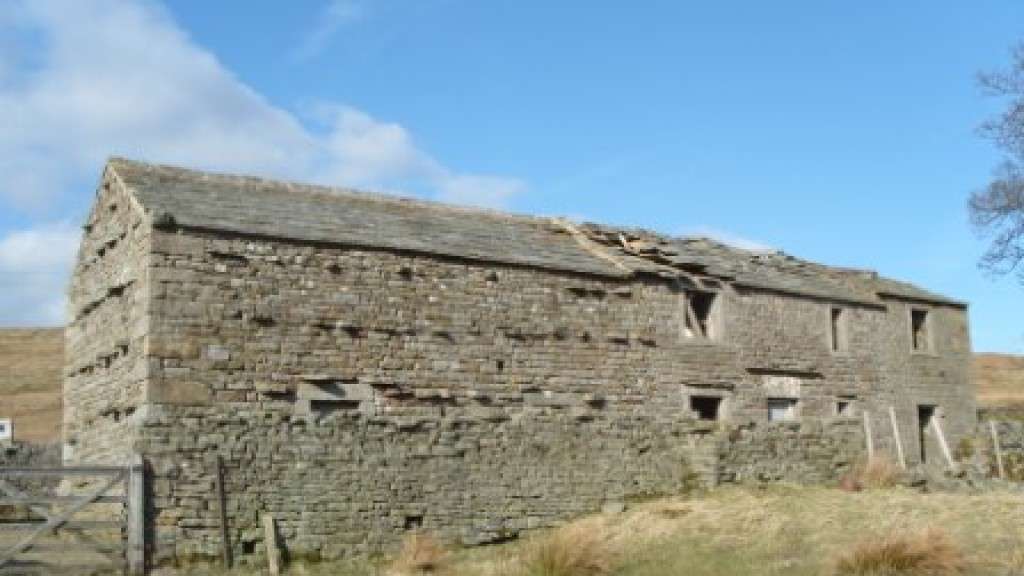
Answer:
[150, 483, 1024, 576]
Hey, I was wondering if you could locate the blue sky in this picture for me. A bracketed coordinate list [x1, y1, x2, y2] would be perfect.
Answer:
[1, 1, 1022, 353]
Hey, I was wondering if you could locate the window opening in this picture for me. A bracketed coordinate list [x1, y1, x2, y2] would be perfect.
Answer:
[830, 307, 846, 352]
[835, 396, 855, 417]
[684, 290, 719, 340]
[690, 396, 722, 421]
[767, 398, 798, 422]
[911, 309, 930, 352]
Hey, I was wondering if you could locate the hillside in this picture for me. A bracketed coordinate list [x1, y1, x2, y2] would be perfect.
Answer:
[0, 328, 63, 443]
[973, 353, 1024, 410]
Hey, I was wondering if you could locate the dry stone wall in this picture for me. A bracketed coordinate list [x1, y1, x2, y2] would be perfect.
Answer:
[717, 419, 865, 484]
[64, 175, 151, 464]
[119, 227, 971, 564]
[965, 419, 1024, 481]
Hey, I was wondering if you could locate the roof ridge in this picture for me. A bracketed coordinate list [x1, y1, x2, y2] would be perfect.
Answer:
[107, 157, 552, 228]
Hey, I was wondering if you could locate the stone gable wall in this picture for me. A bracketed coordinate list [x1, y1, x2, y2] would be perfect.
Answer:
[64, 175, 151, 464]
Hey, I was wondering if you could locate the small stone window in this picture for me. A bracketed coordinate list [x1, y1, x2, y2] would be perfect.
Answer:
[835, 396, 855, 417]
[829, 307, 847, 352]
[690, 396, 722, 421]
[683, 290, 720, 340]
[404, 515, 424, 531]
[767, 398, 798, 422]
[911, 309, 931, 352]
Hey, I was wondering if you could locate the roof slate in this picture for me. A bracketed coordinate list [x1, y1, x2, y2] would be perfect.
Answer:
[106, 158, 965, 308]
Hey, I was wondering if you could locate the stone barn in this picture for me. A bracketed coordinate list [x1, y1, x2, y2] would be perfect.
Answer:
[65, 158, 974, 562]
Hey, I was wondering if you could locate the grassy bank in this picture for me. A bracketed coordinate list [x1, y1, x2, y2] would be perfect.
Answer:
[160, 483, 1024, 576]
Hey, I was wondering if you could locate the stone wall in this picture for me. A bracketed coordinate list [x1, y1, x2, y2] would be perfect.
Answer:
[878, 300, 974, 471]
[717, 419, 865, 484]
[64, 173, 151, 464]
[966, 419, 1024, 481]
[115, 227, 969, 563]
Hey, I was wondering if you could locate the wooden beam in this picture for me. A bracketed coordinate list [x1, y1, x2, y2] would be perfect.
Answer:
[990, 421, 1006, 480]
[888, 406, 906, 470]
[0, 561, 127, 575]
[684, 299, 705, 339]
[215, 456, 232, 569]
[0, 473, 123, 567]
[262, 514, 281, 576]
[0, 478, 123, 564]
[931, 416, 955, 471]
[0, 467, 126, 476]
[0, 495, 124, 506]
[0, 521, 122, 531]
[128, 454, 146, 576]
[863, 410, 874, 459]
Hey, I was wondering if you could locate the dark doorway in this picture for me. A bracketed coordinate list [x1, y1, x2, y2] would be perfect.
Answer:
[917, 405, 936, 463]
[690, 396, 722, 421]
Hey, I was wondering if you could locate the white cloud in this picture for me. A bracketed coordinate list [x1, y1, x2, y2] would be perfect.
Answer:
[0, 0, 317, 207]
[314, 105, 435, 188]
[0, 0, 525, 324]
[311, 105, 526, 205]
[0, 221, 81, 325]
[436, 174, 525, 209]
[293, 0, 364, 62]
[680, 226, 775, 253]
[0, 0, 521, 207]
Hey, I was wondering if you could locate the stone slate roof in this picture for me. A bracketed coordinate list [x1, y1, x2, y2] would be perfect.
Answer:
[106, 158, 965, 308]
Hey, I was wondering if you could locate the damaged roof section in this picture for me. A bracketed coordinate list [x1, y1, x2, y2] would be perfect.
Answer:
[575, 224, 965, 308]
[106, 158, 965, 308]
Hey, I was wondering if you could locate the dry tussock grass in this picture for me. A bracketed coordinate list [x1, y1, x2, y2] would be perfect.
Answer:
[833, 527, 965, 575]
[518, 519, 618, 576]
[387, 533, 451, 575]
[841, 457, 902, 491]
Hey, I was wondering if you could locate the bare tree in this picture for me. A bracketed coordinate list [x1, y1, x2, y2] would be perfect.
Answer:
[972, 44, 1024, 280]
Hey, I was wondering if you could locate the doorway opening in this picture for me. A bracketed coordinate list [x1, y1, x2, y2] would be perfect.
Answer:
[917, 405, 936, 463]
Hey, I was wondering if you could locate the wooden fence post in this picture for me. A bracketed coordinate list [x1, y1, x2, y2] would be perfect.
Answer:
[888, 406, 906, 470]
[990, 421, 1006, 480]
[215, 456, 232, 569]
[863, 410, 874, 460]
[128, 453, 146, 576]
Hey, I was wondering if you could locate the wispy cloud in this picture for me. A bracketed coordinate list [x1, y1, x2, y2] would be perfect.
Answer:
[292, 0, 364, 62]
[0, 221, 81, 325]
[680, 226, 775, 252]
[0, 0, 525, 325]
[311, 105, 526, 205]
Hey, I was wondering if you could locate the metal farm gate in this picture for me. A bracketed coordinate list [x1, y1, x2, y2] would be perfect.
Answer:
[0, 455, 144, 575]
